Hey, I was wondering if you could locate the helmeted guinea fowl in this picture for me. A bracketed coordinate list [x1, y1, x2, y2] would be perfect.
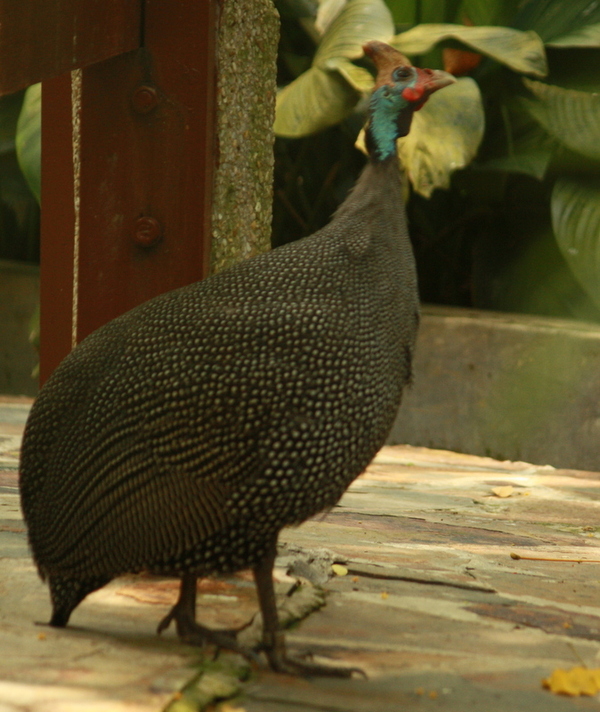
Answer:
[19, 41, 455, 676]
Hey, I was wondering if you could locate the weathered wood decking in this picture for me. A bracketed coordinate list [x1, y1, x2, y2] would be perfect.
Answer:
[1, 397, 600, 711]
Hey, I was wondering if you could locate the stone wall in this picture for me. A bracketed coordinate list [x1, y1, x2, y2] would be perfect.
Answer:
[390, 305, 600, 471]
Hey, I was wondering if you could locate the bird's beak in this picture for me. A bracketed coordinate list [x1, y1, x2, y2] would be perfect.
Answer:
[414, 67, 457, 97]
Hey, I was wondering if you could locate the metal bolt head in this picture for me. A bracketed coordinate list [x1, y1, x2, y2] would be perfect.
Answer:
[134, 216, 162, 247]
[131, 85, 159, 114]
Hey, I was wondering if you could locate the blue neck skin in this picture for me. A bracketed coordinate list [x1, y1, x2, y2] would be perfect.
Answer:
[366, 85, 414, 163]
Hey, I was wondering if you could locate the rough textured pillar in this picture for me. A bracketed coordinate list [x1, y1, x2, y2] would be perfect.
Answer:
[210, 0, 280, 274]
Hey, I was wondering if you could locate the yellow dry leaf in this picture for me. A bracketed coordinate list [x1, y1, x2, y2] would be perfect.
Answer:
[492, 485, 514, 498]
[37, 633, 46, 641]
[381, 591, 389, 600]
[543, 666, 600, 696]
[332, 564, 348, 576]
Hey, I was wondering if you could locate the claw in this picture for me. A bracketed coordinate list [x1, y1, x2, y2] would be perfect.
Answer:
[266, 651, 366, 678]
[158, 573, 259, 663]
[253, 542, 366, 678]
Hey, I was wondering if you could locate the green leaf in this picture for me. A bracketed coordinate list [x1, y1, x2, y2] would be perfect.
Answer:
[324, 56, 375, 92]
[16, 83, 41, 204]
[418, 0, 449, 24]
[398, 77, 484, 197]
[315, 0, 346, 35]
[513, 0, 600, 44]
[547, 22, 600, 48]
[522, 78, 600, 161]
[481, 138, 554, 180]
[0, 91, 24, 154]
[392, 24, 548, 77]
[481, 102, 557, 180]
[274, 67, 358, 137]
[552, 177, 600, 310]
[456, 0, 522, 28]
[276, 0, 318, 19]
[385, 0, 416, 26]
[314, 0, 393, 65]
[275, 0, 393, 137]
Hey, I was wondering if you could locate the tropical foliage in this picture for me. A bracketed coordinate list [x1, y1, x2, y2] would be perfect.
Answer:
[0, 85, 39, 262]
[273, 0, 600, 320]
[2, 0, 600, 321]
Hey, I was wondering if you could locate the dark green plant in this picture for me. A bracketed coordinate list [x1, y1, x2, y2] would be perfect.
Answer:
[273, 0, 600, 321]
[0, 85, 39, 263]
[4, 3, 600, 321]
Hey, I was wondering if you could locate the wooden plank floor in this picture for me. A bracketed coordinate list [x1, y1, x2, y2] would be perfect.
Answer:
[1, 397, 600, 711]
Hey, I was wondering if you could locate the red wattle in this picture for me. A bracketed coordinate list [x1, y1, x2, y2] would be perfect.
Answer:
[402, 85, 425, 103]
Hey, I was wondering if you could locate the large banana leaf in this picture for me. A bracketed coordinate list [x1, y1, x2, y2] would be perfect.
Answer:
[0, 92, 24, 155]
[314, 0, 392, 62]
[275, 67, 360, 137]
[455, 0, 522, 27]
[548, 22, 600, 48]
[324, 56, 375, 93]
[482, 132, 556, 180]
[385, 0, 521, 28]
[384, 0, 417, 25]
[513, 0, 600, 45]
[274, 0, 393, 137]
[315, 0, 347, 34]
[552, 177, 600, 309]
[392, 24, 547, 77]
[522, 78, 600, 161]
[16, 83, 41, 203]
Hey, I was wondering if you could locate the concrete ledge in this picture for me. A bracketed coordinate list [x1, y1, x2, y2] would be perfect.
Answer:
[389, 305, 600, 471]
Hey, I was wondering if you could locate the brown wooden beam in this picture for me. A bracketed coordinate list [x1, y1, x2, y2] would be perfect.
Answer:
[39, 76, 75, 385]
[39, 1, 218, 379]
[0, 0, 141, 96]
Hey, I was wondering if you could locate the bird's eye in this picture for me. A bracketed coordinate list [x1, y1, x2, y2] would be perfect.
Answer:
[393, 67, 412, 81]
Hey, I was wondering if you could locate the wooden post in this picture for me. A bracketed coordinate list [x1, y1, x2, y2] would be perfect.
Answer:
[35, 2, 218, 381]
[1, 2, 229, 384]
[0, 1, 139, 93]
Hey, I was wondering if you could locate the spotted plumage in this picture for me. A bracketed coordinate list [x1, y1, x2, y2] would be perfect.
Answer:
[19, 41, 455, 675]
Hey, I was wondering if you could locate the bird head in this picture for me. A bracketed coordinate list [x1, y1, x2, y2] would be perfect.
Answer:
[363, 40, 456, 160]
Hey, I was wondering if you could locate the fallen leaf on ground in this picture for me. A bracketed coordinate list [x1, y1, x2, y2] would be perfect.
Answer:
[543, 666, 600, 696]
[491, 486, 514, 498]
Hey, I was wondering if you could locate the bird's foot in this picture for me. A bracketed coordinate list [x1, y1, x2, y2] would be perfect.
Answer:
[157, 606, 257, 661]
[267, 653, 366, 678]
[259, 631, 366, 678]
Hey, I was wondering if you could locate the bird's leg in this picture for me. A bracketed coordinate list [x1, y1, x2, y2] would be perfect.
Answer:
[253, 539, 365, 678]
[157, 573, 251, 655]
[157, 573, 198, 636]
